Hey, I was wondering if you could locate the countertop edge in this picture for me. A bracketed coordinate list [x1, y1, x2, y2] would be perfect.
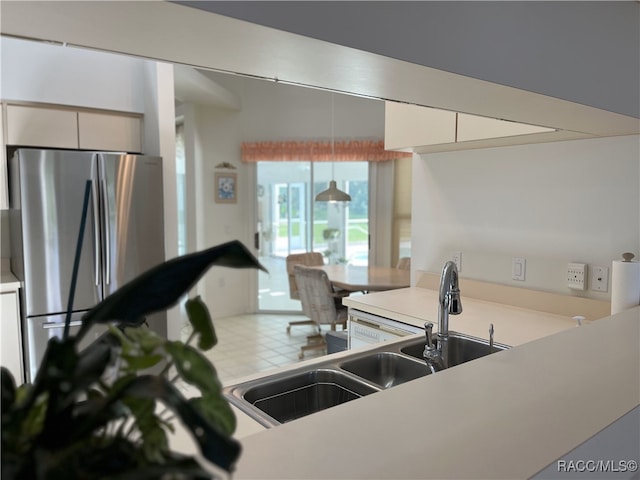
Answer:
[232, 306, 640, 479]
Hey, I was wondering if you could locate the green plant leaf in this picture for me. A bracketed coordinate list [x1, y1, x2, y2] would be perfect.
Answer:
[108, 327, 166, 373]
[121, 397, 169, 464]
[185, 296, 217, 350]
[164, 342, 222, 396]
[118, 375, 241, 472]
[1, 367, 16, 415]
[79, 240, 267, 339]
[189, 393, 236, 438]
[121, 353, 165, 372]
[122, 326, 165, 355]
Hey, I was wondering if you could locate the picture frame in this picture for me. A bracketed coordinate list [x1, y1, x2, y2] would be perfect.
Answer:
[215, 172, 237, 204]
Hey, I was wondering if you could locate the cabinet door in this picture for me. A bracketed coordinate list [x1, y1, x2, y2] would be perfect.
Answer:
[6, 105, 79, 149]
[78, 112, 141, 153]
[385, 102, 456, 150]
[0, 291, 24, 385]
[457, 113, 554, 142]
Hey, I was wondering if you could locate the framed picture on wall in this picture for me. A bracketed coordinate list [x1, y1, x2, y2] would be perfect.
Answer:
[215, 172, 237, 204]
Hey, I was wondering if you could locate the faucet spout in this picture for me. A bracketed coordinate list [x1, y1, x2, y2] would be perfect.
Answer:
[438, 260, 463, 338]
[428, 261, 462, 370]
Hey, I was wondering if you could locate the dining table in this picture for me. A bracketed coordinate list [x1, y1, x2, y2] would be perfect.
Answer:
[313, 264, 411, 293]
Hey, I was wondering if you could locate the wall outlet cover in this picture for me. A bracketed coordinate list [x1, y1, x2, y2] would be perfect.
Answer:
[567, 262, 587, 290]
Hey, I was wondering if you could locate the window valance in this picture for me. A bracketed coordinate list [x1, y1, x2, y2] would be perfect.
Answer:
[241, 140, 411, 162]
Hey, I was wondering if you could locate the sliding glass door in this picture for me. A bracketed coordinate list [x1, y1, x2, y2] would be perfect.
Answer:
[256, 161, 368, 312]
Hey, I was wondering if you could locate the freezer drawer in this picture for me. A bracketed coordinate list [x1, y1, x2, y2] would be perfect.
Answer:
[25, 312, 107, 383]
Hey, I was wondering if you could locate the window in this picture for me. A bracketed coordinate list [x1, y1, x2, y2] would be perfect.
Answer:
[256, 161, 369, 311]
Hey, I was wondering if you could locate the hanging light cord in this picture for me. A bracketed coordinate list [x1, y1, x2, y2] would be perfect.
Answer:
[331, 93, 335, 179]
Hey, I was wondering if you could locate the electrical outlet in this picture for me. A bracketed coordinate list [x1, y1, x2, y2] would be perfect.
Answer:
[590, 266, 609, 292]
[512, 257, 526, 281]
[567, 263, 587, 290]
[452, 251, 462, 272]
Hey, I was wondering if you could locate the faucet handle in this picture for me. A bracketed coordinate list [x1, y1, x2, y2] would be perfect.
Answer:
[424, 322, 435, 350]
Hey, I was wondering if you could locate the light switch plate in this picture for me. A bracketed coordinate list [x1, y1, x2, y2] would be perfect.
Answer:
[567, 263, 587, 290]
[512, 257, 526, 281]
[590, 265, 609, 292]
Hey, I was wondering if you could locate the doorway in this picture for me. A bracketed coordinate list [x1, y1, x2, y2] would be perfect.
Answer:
[256, 161, 369, 312]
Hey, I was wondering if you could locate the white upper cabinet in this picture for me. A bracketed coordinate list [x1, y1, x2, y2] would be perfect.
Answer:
[385, 101, 558, 152]
[456, 113, 554, 142]
[385, 102, 456, 151]
[78, 111, 141, 152]
[4, 103, 142, 153]
[6, 104, 79, 149]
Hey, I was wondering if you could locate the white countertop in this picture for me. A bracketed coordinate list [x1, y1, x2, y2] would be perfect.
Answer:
[0, 270, 21, 292]
[229, 289, 639, 479]
[343, 287, 581, 346]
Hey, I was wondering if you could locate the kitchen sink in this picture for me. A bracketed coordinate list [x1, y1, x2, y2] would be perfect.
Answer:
[224, 331, 510, 428]
[339, 352, 431, 389]
[400, 332, 509, 367]
[224, 368, 380, 427]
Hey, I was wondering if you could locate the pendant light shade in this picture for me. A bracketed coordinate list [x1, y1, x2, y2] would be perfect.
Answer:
[315, 180, 352, 202]
[316, 93, 350, 203]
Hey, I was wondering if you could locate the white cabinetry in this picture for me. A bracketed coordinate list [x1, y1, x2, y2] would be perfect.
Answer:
[0, 290, 24, 385]
[384, 101, 556, 152]
[6, 104, 79, 149]
[384, 102, 456, 150]
[456, 113, 554, 142]
[4, 104, 142, 153]
[78, 111, 141, 152]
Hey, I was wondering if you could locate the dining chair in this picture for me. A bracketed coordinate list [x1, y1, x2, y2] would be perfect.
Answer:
[293, 265, 349, 359]
[285, 252, 325, 334]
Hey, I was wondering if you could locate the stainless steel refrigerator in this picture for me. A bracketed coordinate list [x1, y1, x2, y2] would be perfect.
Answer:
[9, 148, 167, 382]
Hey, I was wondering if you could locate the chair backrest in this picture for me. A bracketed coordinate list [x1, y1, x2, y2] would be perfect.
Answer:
[294, 265, 340, 327]
[396, 257, 411, 270]
[286, 252, 324, 300]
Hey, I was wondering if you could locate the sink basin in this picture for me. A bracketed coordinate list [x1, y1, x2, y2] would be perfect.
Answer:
[400, 332, 509, 367]
[224, 331, 511, 428]
[340, 352, 431, 389]
[225, 368, 379, 426]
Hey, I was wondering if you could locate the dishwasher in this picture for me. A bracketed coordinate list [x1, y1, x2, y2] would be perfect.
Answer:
[348, 309, 422, 349]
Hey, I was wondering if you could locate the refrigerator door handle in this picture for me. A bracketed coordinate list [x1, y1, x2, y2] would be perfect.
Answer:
[43, 320, 83, 329]
[91, 175, 101, 286]
[101, 175, 111, 286]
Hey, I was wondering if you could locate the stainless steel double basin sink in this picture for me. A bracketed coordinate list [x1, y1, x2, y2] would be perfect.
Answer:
[223, 332, 509, 428]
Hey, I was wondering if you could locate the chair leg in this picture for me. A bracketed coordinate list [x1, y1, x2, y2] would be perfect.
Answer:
[287, 319, 317, 334]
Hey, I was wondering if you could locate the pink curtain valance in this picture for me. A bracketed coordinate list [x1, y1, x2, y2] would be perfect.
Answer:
[241, 140, 411, 163]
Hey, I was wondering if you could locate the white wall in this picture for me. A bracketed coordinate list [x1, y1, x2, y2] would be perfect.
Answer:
[413, 135, 640, 300]
[1, 37, 145, 112]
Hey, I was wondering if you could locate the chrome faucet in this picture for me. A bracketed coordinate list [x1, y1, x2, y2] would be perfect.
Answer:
[423, 261, 463, 371]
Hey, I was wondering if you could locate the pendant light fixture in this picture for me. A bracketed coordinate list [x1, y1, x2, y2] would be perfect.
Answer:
[315, 94, 351, 203]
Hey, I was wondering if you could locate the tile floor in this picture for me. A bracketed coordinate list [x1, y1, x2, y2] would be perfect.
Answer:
[182, 313, 329, 386]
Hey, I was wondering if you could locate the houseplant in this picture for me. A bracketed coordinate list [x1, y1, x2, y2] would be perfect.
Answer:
[1, 240, 266, 479]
